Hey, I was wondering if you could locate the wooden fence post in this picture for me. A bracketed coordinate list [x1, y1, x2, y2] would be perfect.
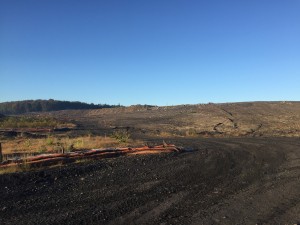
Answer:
[0, 142, 3, 163]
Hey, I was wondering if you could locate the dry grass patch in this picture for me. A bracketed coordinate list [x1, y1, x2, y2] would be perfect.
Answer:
[1, 135, 138, 155]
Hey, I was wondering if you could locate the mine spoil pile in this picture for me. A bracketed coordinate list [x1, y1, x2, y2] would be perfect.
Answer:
[45, 101, 300, 138]
[1, 102, 300, 224]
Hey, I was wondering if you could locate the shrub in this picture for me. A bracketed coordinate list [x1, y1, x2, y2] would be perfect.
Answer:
[111, 130, 130, 143]
[46, 136, 54, 145]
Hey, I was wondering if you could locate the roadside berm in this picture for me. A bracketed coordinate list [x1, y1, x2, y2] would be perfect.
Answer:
[0, 144, 184, 169]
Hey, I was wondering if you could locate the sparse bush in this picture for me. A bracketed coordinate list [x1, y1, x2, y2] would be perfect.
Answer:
[46, 136, 54, 145]
[111, 130, 130, 143]
[24, 139, 32, 148]
[72, 138, 86, 150]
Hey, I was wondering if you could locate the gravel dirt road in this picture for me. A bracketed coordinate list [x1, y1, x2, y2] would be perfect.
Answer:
[1, 137, 300, 225]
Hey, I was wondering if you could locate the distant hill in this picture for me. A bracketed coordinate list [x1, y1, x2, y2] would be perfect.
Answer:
[43, 101, 300, 137]
[0, 99, 120, 115]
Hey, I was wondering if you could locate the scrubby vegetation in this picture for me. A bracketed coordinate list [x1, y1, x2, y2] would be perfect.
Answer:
[0, 116, 73, 129]
[0, 99, 121, 115]
[111, 130, 131, 143]
[1, 135, 140, 156]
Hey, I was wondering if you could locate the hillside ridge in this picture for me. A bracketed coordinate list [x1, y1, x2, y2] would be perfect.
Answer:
[39, 101, 300, 138]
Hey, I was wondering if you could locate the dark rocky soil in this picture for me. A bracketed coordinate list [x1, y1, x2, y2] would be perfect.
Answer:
[1, 137, 300, 225]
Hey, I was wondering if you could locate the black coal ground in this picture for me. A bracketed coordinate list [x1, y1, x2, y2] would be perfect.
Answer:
[1, 137, 300, 225]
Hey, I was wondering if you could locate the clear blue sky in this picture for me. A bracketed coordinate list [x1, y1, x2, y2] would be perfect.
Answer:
[1, 0, 299, 106]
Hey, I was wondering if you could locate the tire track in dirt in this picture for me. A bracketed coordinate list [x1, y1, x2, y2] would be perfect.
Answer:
[109, 191, 187, 225]
[212, 106, 239, 134]
[214, 106, 265, 136]
[190, 140, 300, 225]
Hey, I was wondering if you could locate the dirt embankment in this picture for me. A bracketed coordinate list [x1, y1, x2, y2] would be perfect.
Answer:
[36, 101, 300, 138]
[1, 137, 300, 225]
